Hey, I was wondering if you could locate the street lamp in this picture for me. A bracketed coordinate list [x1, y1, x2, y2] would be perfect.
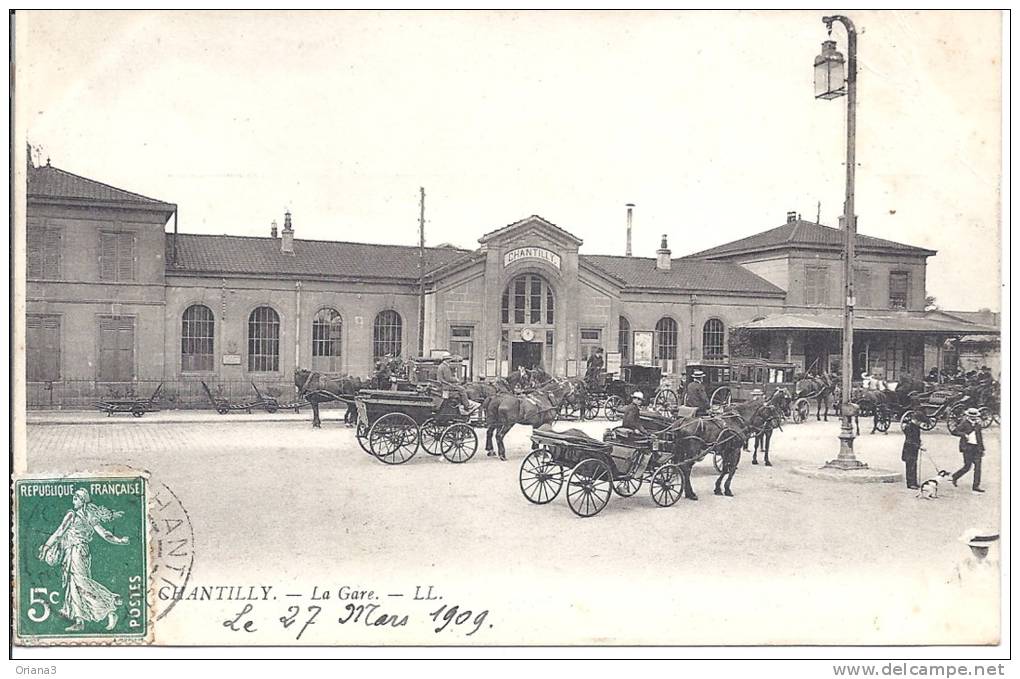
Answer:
[816, 15, 867, 470]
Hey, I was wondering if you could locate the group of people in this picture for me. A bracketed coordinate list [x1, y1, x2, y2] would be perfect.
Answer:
[900, 407, 986, 494]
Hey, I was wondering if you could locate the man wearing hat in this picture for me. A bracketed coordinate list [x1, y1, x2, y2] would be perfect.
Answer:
[436, 355, 479, 415]
[684, 369, 711, 416]
[900, 412, 923, 490]
[620, 391, 649, 435]
[584, 347, 604, 390]
[951, 407, 986, 493]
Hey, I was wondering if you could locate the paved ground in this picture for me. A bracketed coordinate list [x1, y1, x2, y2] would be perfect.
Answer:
[23, 413, 1001, 645]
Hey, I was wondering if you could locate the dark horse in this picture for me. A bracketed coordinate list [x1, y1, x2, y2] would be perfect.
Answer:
[294, 368, 364, 428]
[482, 378, 575, 460]
[794, 373, 836, 421]
[750, 390, 788, 466]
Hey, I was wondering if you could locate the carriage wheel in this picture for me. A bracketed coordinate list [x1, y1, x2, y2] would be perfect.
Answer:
[557, 401, 578, 421]
[792, 398, 810, 423]
[874, 411, 891, 433]
[582, 399, 601, 420]
[712, 452, 724, 473]
[131, 406, 144, 418]
[613, 475, 642, 497]
[355, 420, 373, 454]
[653, 389, 679, 412]
[439, 423, 478, 464]
[916, 411, 937, 431]
[649, 464, 684, 507]
[419, 418, 444, 456]
[606, 396, 625, 420]
[264, 400, 279, 414]
[946, 405, 968, 435]
[216, 404, 230, 415]
[566, 459, 613, 518]
[369, 412, 420, 465]
[519, 450, 563, 505]
[710, 387, 732, 408]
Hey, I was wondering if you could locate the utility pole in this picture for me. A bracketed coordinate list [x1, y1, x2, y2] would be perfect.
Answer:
[418, 187, 426, 356]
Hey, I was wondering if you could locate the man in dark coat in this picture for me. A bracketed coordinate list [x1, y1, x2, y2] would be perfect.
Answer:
[952, 407, 986, 493]
[584, 348, 604, 389]
[901, 413, 922, 489]
[436, 355, 478, 414]
[620, 391, 649, 435]
[684, 369, 711, 415]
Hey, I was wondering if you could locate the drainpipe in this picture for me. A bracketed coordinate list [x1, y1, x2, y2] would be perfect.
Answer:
[295, 281, 302, 370]
[172, 209, 178, 266]
[689, 294, 698, 365]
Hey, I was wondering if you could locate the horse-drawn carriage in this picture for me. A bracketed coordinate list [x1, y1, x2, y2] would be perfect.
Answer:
[354, 388, 480, 465]
[684, 359, 797, 409]
[584, 364, 680, 419]
[519, 397, 784, 518]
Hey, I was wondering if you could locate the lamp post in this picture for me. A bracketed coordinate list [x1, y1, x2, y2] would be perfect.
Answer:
[815, 15, 866, 470]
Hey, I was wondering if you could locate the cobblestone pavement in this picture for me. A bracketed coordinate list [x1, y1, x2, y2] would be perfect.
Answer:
[22, 414, 1001, 645]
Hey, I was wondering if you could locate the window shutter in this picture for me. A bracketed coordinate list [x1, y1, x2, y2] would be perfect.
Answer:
[118, 232, 136, 281]
[100, 233, 118, 281]
[27, 227, 43, 278]
[44, 228, 61, 278]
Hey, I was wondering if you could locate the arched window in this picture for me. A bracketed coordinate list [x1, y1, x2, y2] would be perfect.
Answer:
[703, 318, 726, 360]
[618, 316, 631, 365]
[312, 308, 342, 371]
[248, 306, 280, 372]
[181, 304, 215, 372]
[373, 310, 402, 359]
[501, 274, 554, 325]
[655, 317, 678, 360]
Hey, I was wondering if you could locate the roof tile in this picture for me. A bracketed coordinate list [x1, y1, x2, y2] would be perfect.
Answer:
[28, 163, 175, 208]
[581, 254, 784, 295]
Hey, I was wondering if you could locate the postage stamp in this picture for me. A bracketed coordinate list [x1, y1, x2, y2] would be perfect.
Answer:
[14, 475, 150, 644]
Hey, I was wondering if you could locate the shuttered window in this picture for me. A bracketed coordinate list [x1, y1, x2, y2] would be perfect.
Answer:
[181, 305, 215, 372]
[27, 225, 62, 279]
[805, 266, 829, 306]
[889, 271, 909, 310]
[98, 316, 135, 382]
[99, 231, 137, 282]
[26, 315, 60, 381]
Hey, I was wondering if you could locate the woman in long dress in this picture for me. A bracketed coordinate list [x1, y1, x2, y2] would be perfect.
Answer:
[37, 488, 130, 632]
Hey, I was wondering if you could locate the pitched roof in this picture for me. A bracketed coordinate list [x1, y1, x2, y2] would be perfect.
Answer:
[686, 219, 936, 259]
[581, 254, 785, 296]
[168, 233, 471, 281]
[939, 309, 1000, 327]
[27, 163, 176, 211]
[478, 215, 583, 246]
[736, 311, 998, 334]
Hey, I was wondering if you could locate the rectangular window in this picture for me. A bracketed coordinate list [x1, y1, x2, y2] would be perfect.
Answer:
[514, 278, 526, 324]
[27, 224, 62, 279]
[855, 267, 871, 308]
[450, 326, 474, 380]
[579, 328, 602, 362]
[889, 271, 909, 309]
[98, 316, 135, 382]
[530, 278, 542, 324]
[99, 231, 137, 282]
[26, 315, 60, 381]
[805, 266, 828, 306]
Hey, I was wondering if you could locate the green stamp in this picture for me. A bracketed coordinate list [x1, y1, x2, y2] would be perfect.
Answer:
[15, 476, 149, 643]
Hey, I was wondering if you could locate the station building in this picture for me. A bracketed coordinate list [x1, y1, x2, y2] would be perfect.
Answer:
[25, 161, 997, 405]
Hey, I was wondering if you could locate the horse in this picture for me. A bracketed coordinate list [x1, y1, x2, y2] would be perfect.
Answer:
[751, 390, 789, 466]
[794, 372, 836, 421]
[482, 378, 575, 461]
[294, 368, 364, 428]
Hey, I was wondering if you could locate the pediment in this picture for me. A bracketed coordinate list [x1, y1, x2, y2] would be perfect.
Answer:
[477, 215, 583, 249]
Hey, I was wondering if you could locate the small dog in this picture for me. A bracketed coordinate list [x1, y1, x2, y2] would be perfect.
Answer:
[916, 470, 951, 500]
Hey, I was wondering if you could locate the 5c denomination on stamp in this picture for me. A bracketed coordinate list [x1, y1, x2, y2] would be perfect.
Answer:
[15, 476, 150, 644]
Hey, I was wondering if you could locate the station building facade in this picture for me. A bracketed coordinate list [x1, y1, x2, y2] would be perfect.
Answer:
[25, 162, 997, 405]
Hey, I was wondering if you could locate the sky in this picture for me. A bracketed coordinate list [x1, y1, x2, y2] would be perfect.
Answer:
[17, 10, 1003, 311]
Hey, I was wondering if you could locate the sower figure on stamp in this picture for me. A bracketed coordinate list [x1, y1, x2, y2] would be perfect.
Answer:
[436, 355, 480, 416]
[37, 489, 130, 632]
[684, 369, 711, 416]
[901, 412, 922, 490]
[951, 408, 986, 493]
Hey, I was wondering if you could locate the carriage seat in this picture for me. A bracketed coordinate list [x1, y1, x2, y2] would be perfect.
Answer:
[532, 427, 613, 453]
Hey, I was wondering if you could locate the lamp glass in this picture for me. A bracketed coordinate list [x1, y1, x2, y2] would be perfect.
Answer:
[814, 40, 846, 99]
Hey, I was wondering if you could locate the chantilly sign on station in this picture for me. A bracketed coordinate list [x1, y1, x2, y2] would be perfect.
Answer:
[503, 246, 561, 270]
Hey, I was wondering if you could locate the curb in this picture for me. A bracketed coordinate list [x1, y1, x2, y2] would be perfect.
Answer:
[790, 464, 902, 483]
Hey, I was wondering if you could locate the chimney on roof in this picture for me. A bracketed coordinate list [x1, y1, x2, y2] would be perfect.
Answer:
[281, 210, 294, 254]
[270, 220, 278, 238]
[625, 203, 635, 257]
[656, 234, 671, 271]
[786, 211, 798, 224]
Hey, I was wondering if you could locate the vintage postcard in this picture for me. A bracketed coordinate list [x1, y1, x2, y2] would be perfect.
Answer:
[10, 9, 1005, 652]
